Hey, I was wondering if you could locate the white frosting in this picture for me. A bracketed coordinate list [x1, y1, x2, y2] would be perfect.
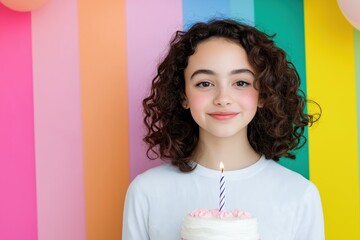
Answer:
[181, 210, 260, 240]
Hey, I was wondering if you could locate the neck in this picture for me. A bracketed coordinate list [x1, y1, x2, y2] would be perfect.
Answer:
[193, 130, 261, 170]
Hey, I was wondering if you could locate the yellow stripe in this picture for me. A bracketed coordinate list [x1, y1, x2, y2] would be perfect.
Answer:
[78, 0, 129, 239]
[305, 0, 360, 238]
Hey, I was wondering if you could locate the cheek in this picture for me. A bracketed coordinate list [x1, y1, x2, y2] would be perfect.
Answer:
[234, 90, 259, 108]
[187, 92, 208, 109]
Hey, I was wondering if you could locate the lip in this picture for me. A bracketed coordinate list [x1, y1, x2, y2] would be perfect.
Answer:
[208, 112, 239, 120]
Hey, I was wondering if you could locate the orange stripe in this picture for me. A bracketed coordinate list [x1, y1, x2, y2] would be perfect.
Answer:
[78, 0, 129, 239]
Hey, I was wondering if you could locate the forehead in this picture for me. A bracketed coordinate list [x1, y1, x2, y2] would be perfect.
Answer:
[185, 37, 253, 75]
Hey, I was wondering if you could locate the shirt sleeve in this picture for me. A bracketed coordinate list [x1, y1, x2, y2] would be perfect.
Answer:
[294, 183, 325, 240]
[122, 176, 150, 240]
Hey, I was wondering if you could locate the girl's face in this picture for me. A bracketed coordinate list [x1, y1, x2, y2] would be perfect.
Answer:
[183, 37, 260, 139]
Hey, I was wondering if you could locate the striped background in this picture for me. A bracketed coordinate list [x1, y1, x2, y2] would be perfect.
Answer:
[0, 0, 359, 239]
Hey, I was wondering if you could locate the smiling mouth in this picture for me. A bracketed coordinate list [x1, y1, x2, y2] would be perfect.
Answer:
[208, 112, 238, 120]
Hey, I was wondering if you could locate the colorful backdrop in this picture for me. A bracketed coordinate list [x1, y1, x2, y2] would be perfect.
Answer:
[0, 0, 359, 239]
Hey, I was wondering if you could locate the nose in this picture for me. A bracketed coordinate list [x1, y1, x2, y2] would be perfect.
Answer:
[213, 88, 232, 106]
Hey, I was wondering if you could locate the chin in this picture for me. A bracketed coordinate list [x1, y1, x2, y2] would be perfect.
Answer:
[208, 130, 244, 139]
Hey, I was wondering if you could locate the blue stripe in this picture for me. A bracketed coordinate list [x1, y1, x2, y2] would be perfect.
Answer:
[230, 0, 255, 26]
[182, 0, 231, 30]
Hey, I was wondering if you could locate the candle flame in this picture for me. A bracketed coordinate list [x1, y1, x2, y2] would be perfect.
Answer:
[220, 162, 224, 172]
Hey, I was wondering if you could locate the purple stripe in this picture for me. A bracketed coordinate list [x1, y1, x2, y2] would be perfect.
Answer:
[126, 0, 183, 179]
[220, 188, 225, 195]
[0, 5, 37, 240]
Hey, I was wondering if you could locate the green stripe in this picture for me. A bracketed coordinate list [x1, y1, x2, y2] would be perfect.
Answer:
[254, 0, 309, 178]
[355, 28, 360, 207]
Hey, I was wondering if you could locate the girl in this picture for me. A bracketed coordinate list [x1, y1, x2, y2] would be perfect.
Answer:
[123, 19, 324, 240]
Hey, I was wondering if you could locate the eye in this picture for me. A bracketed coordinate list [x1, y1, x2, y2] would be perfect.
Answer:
[234, 80, 249, 87]
[195, 81, 214, 88]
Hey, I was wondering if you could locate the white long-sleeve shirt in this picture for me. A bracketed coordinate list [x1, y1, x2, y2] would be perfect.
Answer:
[123, 155, 324, 240]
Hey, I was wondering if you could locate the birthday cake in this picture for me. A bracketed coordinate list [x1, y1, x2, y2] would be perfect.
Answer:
[180, 208, 260, 240]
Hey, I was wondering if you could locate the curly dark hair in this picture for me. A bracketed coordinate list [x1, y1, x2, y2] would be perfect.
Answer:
[143, 19, 320, 172]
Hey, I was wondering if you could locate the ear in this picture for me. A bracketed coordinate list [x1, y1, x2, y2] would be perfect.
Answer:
[257, 99, 264, 108]
[182, 97, 190, 109]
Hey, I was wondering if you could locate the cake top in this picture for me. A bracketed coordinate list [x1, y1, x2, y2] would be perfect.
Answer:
[189, 208, 253, 219]
[181, 208, 260, 240]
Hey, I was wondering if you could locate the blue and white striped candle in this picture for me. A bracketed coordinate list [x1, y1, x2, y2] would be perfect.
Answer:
[219, 162, 225, 211]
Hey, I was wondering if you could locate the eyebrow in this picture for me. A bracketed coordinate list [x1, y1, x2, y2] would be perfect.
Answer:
[190, 68, 255, 79]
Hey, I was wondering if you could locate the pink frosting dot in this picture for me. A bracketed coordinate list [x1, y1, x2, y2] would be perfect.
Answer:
[189, 209, 253, 219]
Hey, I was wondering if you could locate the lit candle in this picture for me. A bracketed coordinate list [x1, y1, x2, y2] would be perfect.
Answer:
[219, 162, 225, 211]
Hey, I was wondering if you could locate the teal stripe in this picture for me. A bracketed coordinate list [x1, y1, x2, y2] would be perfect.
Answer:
[355, 28, 360, 206]
[230, 0, 254, 26]
[254, 0, 309, 178]
[182, 0, 231, 30]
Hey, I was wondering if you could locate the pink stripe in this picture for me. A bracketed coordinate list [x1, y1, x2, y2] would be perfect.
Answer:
[31, 1, 86, 239]
[126, 0, 183, 179]
[0, 4, 38, 240]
